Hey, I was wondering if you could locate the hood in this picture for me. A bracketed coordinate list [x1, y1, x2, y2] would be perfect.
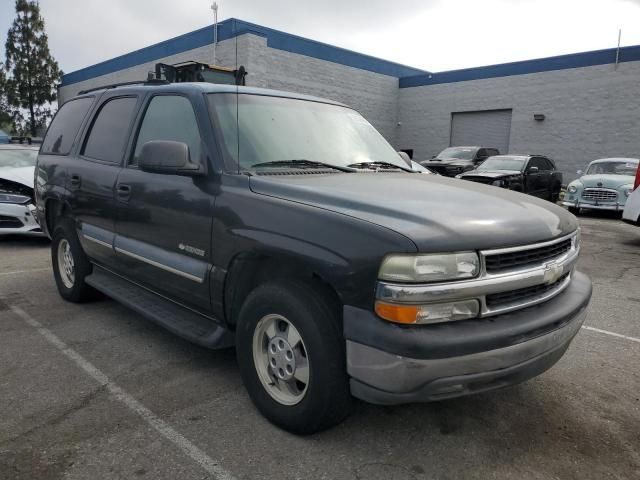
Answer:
[574, 174, 635, 189]
[249, 173, 577, 252]
[0, 166, 35, 189]
[422, 158, 473, 166]
[459, 169, 520, 179]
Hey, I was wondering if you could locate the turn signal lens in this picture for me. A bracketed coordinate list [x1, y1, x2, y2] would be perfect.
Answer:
[375, 299, 480, 325]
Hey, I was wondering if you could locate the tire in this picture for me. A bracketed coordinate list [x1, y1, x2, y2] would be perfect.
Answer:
[568, 207, 580, 216]
[236, 280, 352, 434]
[51, 218, 95, 302]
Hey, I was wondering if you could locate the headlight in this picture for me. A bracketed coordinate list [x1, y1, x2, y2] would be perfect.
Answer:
[568, 185, 577, 193]
[623, 187, 633, 197]
[378, 252, 480, 283]
[0, 193, 31, 204]
[492, 179, 505, 187]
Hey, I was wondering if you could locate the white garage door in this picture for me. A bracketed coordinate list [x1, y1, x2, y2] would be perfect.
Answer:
[450, 109, 513, 154]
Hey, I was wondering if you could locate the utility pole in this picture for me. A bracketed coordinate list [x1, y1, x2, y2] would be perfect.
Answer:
[211, 2, 219, 64]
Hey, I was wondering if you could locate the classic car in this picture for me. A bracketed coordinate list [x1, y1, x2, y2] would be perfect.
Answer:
[419, 146, 499, 177]
[0, 144, 43, 236]
[562, 158, 639, 215]
[456, 154, 563, 202]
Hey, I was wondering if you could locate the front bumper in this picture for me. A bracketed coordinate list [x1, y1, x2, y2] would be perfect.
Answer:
[0, 202, 43, 236]
[344, 270, 591, 405]
[561, 199, 625, 211]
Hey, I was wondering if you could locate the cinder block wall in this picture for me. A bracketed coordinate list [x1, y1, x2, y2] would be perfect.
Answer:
[397, 61, 640, 182]
[58, 33, 401, 145]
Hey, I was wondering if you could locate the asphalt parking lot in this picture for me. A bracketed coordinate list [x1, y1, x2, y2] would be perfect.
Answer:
[1, 214, 639, 480]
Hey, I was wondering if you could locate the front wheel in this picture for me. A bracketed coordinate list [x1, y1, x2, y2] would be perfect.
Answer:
[568, 207, 580, 216]
[236, 281, 351, 434]
[51, 218, 95, 302]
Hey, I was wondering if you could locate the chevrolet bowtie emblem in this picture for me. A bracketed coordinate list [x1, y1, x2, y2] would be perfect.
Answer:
[543, 262, 563, 285]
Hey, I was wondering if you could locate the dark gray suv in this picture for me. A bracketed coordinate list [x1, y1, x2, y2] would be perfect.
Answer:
[36, 82, 592, 433]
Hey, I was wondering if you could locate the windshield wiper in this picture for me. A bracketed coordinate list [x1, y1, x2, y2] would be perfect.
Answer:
[347, 161, 413, 172]
[250, 160, 354, 172]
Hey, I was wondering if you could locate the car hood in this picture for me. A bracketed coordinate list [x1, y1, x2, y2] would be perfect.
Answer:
[459, 170, 520, 179]
[574, 174, 635, 189]
[0, 166, 35, 189]
[249, 173, 577, 251]
[422, 159, 472, 166]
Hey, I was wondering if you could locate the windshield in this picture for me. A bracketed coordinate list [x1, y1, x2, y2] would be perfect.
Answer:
[477, 156, 525, 171]
[436, 147, 476, 160]
[208, 94, 408, 171]
[0, 148, 38, 168]
[586, 160, 639, 176]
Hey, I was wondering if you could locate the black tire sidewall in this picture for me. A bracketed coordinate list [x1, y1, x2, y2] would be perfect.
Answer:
[51, 218, 92, 302]
[236, 281, 350, 434]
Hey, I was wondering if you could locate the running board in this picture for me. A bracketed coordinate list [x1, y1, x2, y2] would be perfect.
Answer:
[85, 266, 234, 349]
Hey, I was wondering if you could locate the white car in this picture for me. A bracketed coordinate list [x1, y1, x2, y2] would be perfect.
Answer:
[0, 144, 43, 236]
[622, 166, 640, 226]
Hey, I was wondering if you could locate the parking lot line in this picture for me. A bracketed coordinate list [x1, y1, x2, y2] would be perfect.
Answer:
[0, 268, 51, 276]
[9, 304, 237, 480]
[582, 326, 640, 344]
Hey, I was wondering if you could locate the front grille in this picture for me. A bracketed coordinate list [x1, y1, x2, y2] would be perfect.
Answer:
[462, 176, 494, 185]
[484, 238, 572, 273]
[0, 214, 23, 229]
[582, 188, 617, 202]
[486, 273, 570, 308]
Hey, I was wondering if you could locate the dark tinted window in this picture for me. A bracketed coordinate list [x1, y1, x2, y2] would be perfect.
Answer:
[487, 148, 500, 156]
[82, 97, 137, 163]
[132, 95, 201, 165]
[41, 97, 94, 155]
[528, 157, 549, 171]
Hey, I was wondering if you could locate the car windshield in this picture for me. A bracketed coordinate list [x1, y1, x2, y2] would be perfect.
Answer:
[586, 160, 639, 176]
[436, 147, 476, 160]
[207, 93, 408, 172]
[477, 156, 525, 171]
[0, 148, 38, 168]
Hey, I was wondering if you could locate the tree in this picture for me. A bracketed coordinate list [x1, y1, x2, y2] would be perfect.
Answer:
[0, 65, 14, 132]
[4, 0, 62, 136]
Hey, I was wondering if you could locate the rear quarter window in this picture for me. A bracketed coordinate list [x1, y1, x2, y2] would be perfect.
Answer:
[41, 97, 94, 155]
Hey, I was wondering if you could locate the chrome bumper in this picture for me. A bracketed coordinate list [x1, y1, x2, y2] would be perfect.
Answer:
[561, 200, 624, 211]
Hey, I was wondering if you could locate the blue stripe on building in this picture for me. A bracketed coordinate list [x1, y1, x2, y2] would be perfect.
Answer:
[399, 45, 640, 88]
[61, 18, 428, 86]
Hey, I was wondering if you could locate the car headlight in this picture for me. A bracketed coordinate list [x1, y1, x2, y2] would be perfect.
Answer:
[492, 179, 505, 187]
[0, 193, 31, 205]
[568, 185, 578, 193]
[623, 186, 633, 197]
[378, 252, 480, 283]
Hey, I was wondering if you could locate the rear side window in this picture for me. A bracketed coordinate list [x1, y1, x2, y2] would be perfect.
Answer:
[82, 97, 137, 164]
[132, 95, 201, 165]
[41, 97, 94, 155]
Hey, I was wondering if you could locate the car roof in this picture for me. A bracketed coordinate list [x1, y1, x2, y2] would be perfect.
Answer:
[75, 82, 350, 108]
[589, 157, 639, 164]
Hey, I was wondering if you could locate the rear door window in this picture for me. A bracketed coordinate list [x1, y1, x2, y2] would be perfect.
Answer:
[41, 97, 94, 155]
[131, 95, 202, 166]
[81, 97, 138, 164]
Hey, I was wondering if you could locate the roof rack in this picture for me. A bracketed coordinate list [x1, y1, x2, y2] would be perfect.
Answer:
[78, 78, 168, 95]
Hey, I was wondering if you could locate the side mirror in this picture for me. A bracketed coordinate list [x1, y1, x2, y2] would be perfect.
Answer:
[139, 140, 203, 176]
[528, 166, 539, 173]
[576, 169, 583, 176]
[397, 151, 413, 168]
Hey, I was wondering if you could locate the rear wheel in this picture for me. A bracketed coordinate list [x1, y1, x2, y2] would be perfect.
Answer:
[51, 218, 95, 302]
[236, 281, 351, 434]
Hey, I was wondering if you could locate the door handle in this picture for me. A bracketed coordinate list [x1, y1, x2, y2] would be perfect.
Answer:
[70, 174, 81, 188]
[116, 183, 131, 202]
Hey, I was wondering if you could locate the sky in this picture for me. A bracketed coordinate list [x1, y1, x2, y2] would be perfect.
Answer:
[1, 0, 640, 75]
